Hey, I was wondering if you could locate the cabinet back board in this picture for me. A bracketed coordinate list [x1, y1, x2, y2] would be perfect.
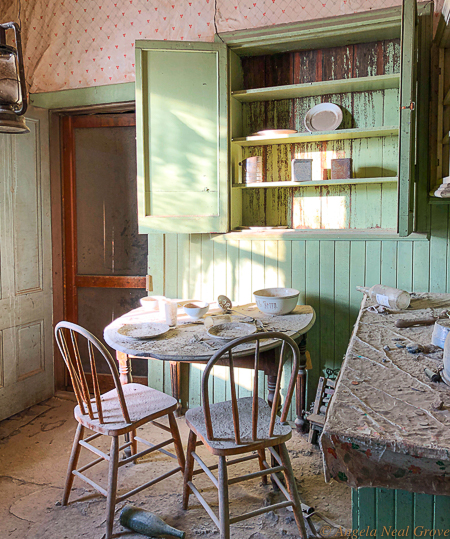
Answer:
[232, 40, 401, 230]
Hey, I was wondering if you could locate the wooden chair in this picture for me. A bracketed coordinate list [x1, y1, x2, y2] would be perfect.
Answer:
[182, 332, 308, 539]
[55, 321, 185, 539]
[306, 376, 336, 444]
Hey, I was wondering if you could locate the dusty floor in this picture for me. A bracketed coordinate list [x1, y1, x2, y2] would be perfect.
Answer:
[0, 394, 351, 538]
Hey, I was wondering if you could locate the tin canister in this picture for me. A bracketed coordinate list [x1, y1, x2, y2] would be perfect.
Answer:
[431, 319, 450, 349]
[240, 156, 263, 184]
[331, 158, 352, 180]
[442, 332, 450, 386]
[291, 159, 313, 182]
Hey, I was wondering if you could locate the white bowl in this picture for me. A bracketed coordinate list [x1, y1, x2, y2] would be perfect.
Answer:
[253, 288, 300, 315]
[140, 296, 159, 311]
[182, 301, 209, 320]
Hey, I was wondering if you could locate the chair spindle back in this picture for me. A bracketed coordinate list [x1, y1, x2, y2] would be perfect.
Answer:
[201, 332, 300, 444]
[55, 321, 131, 424]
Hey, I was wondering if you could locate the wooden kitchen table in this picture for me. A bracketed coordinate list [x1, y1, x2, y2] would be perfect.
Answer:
[104, 303, 315, 431]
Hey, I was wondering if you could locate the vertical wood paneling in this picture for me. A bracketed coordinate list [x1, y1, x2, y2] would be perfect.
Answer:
[189, 234, 202, 299]
[319, 241, 335, 372]
[381, 239, 398, 288]
[264, 241, 278, 288]
[349, 242, 366, 319]
[201, 234, 214, 302]
[238, 240, 253, 304]
[291, 241, 306, 305]
[226, 238, 240, 301]
[150, 211, 447, 412]
[397, 241, 414, 292]
[177, 234, 190, 299]
[305, 241, 320, 399]
[429, 206, 449, 292]
[365, 240, 381, 286]
[165, 234, 178, 298]
[413, 240, 430, 292]
[376, 488, 396, 532]
[277, 241, 292, 288]
[212, 234, 227, 300]
[334, 241, 350, 367]
[394, 491, 414, 538]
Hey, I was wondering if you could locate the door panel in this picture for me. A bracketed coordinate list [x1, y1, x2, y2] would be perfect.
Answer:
[62, 113, 149, 379]
[0, 106, 53, 420]
[398, 0, 417, 237]
[135, 40, 228, 234]
[75, 125, 148, 276]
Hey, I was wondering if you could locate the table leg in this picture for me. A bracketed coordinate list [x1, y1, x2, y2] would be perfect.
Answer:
[267, 375, 277, 410]
[295, 334, 307, 433]
[268, 365, 283, 491]
[116, 352, 133, 458]
[117, 351, 132, 385]
[170, 362, 182, 417]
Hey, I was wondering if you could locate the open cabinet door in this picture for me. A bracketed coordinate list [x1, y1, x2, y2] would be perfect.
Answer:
[135, 41, 228, 234]
[0, 106, 53, 421]
[398, 0, 417, 237]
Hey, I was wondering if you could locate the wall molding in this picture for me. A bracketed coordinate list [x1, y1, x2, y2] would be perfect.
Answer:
[30, 82, 135, 110]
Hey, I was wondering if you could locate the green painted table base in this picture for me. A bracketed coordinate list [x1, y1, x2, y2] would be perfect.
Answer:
[352, 488, 450, 538]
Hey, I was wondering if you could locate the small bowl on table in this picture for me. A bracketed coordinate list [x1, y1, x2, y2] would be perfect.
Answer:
[253, 288, 300, 315]
[182, 301, 209, 320]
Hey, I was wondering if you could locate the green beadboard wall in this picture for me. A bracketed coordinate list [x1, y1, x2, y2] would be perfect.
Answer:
[145, 205, 450, 415]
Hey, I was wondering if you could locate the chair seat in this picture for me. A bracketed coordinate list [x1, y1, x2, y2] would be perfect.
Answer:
[185, 397, 292, 456]
[75, 383, 177, 436]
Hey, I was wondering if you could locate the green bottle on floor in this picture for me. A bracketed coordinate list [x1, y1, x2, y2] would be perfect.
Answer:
[120, 505, 185, 538]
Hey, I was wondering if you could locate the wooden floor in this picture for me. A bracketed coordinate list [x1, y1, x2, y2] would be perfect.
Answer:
[0, 394, 351, 538]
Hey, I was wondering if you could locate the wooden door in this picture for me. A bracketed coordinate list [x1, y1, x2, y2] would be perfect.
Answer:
[0, 106, 54, 421]
[61, 113, 149, 385]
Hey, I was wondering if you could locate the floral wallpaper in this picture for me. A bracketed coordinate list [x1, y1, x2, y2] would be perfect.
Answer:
[0, 0, 442, 93]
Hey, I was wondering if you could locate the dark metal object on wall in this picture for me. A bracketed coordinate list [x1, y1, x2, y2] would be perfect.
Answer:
[331, 158, 352, 180]
[0, 21, 29, 133]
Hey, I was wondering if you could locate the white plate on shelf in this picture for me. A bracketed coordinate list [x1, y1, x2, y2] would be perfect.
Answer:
[304, 103, 342, 132]
[252, 129, 297, 137]
[117, 322, 171, 340]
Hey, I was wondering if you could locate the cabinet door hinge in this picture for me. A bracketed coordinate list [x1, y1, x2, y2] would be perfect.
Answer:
[401, 102, 415, 111]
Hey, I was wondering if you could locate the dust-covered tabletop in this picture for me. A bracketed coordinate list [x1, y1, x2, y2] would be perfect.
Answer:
[104, 303, 315, 361]
[321, 293, 450, 496]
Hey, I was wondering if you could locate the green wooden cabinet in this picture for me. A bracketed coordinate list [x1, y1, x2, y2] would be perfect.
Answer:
[135, 40, 228, 234]
[135, 0, 428, 237]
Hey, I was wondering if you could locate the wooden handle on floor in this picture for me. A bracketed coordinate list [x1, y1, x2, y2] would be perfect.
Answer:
[395, 318, 436, 328]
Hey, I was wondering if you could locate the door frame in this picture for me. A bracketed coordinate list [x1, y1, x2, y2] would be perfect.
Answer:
[50, 103, 147, 391]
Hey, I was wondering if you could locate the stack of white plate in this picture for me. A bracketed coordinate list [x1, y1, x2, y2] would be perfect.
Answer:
[431, 176, 450, 198]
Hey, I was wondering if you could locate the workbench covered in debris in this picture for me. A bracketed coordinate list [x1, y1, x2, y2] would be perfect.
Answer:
[321, 293, 450, 496]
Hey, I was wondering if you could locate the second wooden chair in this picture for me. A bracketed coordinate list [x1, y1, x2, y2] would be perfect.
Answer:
[182, 331, 308, 539]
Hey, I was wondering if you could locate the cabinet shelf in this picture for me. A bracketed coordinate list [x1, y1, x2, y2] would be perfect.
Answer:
[429, 190, 450, 203]
[231, 73, 400, 103]
[232, 126, 399, 146]
[232, 177, 398, 189]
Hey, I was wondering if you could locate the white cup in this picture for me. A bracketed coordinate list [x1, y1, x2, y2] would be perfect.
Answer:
[160, 298, 178, 327]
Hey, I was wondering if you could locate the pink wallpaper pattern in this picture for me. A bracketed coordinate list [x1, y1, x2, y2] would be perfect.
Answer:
[0, 0, 441, 93]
